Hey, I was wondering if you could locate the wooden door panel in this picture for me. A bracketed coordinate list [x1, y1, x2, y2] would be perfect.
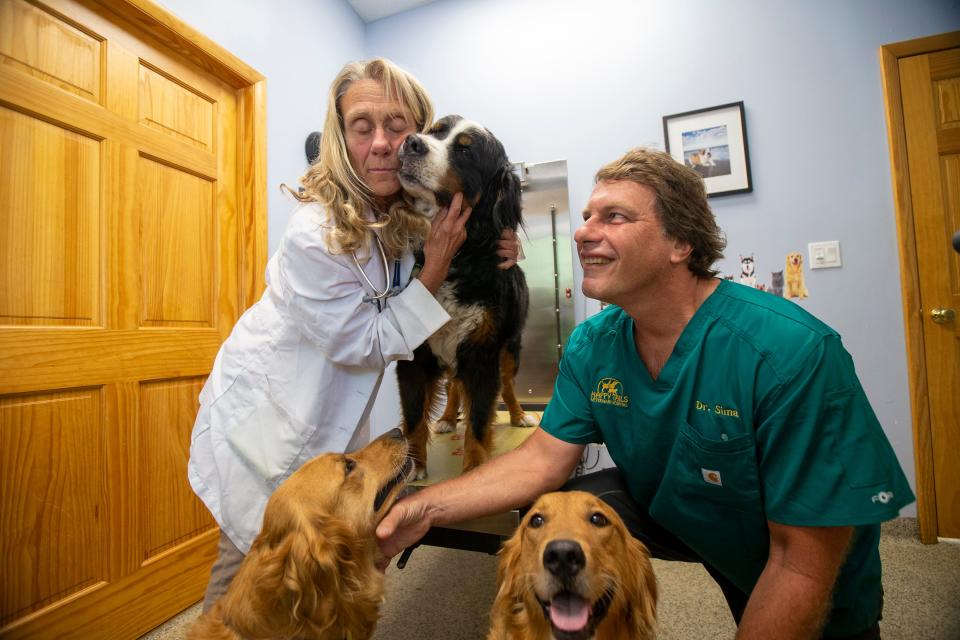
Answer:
[0, 70, 218, 179]
[929, 48, 960, 81]
[0, 0, 266, 635]
[2, 529, 219, 640]
[0, 388, 106, 626]
[0, 104, 101, 327]
[213, 81, 242, 342]
[942, 157, 960, 295]
[138, 62, 215, 151]
[138, 156, 216, 327]
[0, 0, 103, 102]
[140, 377, 215, 561]
[0, 330, 221, 395]
[935, 81, 960, 127]
[931, 153, 960, 534]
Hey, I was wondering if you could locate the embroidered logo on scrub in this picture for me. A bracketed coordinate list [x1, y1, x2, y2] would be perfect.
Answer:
[590, 377, 629, 407]
[701, 468, 723, 486]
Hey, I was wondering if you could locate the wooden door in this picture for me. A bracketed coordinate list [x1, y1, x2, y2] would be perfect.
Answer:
[882, 32, 960, 542]
[0, 0, 266, 636]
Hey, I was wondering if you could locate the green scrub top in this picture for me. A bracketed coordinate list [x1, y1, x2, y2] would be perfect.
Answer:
[541, 279, 914, 636]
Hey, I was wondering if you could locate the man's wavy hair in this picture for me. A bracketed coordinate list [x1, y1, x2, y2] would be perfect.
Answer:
[595, 147, 726, 277]
[292, 58, 434, 257]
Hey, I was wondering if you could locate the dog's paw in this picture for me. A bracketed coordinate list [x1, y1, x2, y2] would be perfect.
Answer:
[511, 412, 539, 428]
[432, 418, 457, 434]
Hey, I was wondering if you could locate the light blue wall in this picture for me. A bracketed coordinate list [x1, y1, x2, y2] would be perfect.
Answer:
[159, 0, 960, 515]
[364, 0, 960, 515]
[156, 0, 366, 253]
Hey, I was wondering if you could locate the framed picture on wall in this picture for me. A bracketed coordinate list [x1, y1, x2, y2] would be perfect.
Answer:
[663, 101, 752, 197]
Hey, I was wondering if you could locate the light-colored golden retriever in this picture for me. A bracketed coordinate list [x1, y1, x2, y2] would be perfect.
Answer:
[489, 491, 657, 640]
[187, 429, 414, 640]
[785, 251, 809, 299]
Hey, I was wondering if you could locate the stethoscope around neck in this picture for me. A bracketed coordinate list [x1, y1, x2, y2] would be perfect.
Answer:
[353, 233, 402, 308]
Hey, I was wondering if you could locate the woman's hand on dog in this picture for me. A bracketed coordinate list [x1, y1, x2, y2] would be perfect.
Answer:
[496, 228, 523, 269]
[418, 192, 472, 294]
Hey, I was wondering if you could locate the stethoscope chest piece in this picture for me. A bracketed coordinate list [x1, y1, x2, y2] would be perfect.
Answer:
[353, 233, 401, 305]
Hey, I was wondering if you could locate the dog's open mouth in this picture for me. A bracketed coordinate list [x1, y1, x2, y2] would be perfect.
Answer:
[538, 588, 614, 640]
[373, 455, 415, 513]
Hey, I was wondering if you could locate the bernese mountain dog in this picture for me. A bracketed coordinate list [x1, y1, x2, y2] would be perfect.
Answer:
[397, 115, 529, 478]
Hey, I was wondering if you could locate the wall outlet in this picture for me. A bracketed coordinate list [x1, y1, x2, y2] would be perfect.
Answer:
[808, 240, 842, 269]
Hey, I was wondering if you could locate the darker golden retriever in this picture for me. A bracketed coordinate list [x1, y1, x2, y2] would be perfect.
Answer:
[489, 491, 657, 640]
[187, 428, 414, 640]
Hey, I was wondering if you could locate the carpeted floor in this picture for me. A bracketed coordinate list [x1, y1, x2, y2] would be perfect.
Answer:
[143, 518, 960, 639]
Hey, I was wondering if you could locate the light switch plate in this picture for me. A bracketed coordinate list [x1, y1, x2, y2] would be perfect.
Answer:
[808, 240, 841, 269]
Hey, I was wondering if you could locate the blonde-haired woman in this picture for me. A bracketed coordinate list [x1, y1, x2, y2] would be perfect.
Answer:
[188, 58, 519, 609]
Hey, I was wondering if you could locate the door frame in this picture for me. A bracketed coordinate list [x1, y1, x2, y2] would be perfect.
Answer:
[94, 0, 269, 308]
[880, 30, 960, 544]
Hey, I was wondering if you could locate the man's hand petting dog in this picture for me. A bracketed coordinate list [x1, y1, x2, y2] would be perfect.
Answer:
[375, 494, 433, 571]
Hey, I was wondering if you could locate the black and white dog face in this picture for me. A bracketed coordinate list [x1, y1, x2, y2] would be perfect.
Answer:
[398, 115, 517, 221]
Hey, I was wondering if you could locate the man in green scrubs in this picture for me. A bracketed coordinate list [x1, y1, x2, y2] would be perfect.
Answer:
[378, 147, 913, 639]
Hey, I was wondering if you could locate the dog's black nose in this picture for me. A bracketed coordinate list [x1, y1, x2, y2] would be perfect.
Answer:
[543, 539, 585, 580]
[402, 134, 427, 157]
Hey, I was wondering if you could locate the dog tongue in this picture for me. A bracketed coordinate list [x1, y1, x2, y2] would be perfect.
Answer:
[550, 593, 590, 632]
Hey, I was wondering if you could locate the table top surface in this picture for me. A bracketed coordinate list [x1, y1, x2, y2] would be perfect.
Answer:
[407, 411, 540, 537]
[410, 411, 539, 487]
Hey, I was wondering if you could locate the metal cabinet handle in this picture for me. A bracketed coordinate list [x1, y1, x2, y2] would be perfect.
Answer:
[930, 308, 956, 324]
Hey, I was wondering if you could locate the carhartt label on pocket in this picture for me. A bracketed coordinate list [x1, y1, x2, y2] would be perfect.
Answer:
[701, 468, 723, 486]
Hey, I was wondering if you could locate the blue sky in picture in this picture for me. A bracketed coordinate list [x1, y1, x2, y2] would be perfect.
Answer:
[682, 124, 728, 151]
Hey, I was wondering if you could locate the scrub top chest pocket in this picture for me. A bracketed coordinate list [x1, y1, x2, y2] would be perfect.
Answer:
[673, 419, 761, 510]
[650, 419, 770, 585]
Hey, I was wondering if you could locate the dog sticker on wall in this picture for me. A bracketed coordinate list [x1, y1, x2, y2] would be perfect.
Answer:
[738, 254, 758, 289]
[785, 252, 809, 299]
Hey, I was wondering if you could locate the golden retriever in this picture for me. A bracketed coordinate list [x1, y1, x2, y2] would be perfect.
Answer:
[785, 251, 809, 299]
[489, 491, 657, 640]
[187, 428, 414, 640]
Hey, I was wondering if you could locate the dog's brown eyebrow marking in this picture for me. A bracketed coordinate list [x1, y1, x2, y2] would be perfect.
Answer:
[429, 121, 453, 139]
[456, 134, 473, 146]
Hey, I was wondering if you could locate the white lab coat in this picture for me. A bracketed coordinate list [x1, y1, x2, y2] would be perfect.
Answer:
[187, 201, 449, 553]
